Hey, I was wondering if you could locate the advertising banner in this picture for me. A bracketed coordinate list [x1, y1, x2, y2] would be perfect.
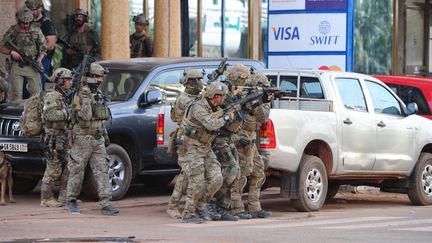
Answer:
[267, 0, 353, 71]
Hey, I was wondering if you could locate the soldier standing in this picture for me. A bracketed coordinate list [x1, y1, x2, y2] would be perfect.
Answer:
[166, 70, 203, 219]
[0, 6, 47, 101]
[25, 0, 57, 90]
[181, 82, 232, 224]
[61, 9, 100, 70]
[230, 72, 272, 219]
[40, 68, 73, 207]
[65, 63, 119, 215]
[208, 64, 253, 221]
[130, 14, 152, 58]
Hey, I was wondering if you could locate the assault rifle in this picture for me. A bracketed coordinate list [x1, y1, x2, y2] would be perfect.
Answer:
[57, 37, 85, 58]
[207, 57, 228, 82]
[240, 86, 293, 98]
[66, 54, 91, 106]
[211, 91, 263, 120]
[6, 40, 50, 80]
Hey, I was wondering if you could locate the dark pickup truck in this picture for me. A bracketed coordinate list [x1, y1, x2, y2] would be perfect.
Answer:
[0, 57, 265, 200]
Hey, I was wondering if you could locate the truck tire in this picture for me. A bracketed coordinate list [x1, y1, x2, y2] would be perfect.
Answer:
[12, 174, 39, 194]
[82, 144, 132, 201]
[407, 152, 432, 205]
[140, 175, 175, 187]
[292, 155, 328, 212]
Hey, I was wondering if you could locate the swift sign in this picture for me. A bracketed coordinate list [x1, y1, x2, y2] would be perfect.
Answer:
[267, 0, 354, 71]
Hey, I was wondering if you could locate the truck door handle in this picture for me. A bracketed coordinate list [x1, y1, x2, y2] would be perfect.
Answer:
[377, 121, 386, 127]
[343, 118, 352, 125]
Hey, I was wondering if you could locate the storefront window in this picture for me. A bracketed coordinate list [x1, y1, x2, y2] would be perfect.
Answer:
[354, 0, 393, 74]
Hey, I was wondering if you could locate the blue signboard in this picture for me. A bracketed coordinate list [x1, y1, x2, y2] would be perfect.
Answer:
[267, 0, 354, 71]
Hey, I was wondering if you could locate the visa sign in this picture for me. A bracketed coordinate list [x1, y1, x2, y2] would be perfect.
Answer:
[269, 13, 346, 52]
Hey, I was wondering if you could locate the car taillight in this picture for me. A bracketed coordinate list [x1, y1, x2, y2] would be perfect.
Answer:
[157, 114, 164, 145]
[259, 119, 276, 149]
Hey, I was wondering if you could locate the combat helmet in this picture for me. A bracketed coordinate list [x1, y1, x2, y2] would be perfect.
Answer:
[225, 64, 250, 86]
[249, 72, 270, 87]
[86, 63, 108, 84]
[25, 0, 44, 9]
[16, 7, 34, 23]
[180, 69, 204, 91]
[73, 8, 88, 17]
[133, 14, 148, 25]
[204, 81, 228, 99]
[51, 68, 73, 84]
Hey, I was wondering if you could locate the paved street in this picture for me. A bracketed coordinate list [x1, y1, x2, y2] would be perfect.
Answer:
[0, 184, 431, 243]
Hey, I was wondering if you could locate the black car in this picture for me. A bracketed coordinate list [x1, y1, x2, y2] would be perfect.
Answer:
[0, 57, 265, 200]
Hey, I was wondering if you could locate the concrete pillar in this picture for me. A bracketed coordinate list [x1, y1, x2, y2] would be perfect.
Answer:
[153, 0, 181, 57]
[248, 0, 261, 60]
[101, 0, 130, 60]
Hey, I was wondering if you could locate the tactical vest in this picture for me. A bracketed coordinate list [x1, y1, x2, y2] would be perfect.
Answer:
[183, 100, 217, 145]
[42, 89, 68, 133]
[130, 33, 151, 58]
[10, 25, 42, 58]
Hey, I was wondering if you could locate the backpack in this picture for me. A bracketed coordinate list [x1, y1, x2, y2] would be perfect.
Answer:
[19, 92, 44, 136]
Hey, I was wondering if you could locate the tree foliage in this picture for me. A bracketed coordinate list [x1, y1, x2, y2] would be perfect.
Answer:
[354, 0, 393, 74]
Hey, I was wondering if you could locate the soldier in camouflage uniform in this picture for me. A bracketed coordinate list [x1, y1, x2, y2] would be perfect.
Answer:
[26, 0, 57, 90]
[181, 82, 233, 224]
[61, 9, 100, 70]
[166, 70, 203, 219]
[207, 64, 252, 221]
[0, 6, 47, 101]
[40, 68, 73, 207]
[65, 63, 119, 215]
[230, 72, 272, 219]
[130, 14, 152, 58]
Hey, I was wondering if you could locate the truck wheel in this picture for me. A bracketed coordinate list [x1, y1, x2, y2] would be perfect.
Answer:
[140, 175, 175, 187]
[82, 144, 132, 201]
[292, 155, 328, 212]
[326, 183, 340, 201]
[407, 152, 432, 205]
[12, 175, 39, 194]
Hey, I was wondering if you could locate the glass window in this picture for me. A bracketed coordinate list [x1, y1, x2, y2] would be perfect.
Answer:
[335, 78, 368, 112]
[279, 76, 297, 97]
[99, 70, 148, 101]
[365, 81, 402, 115]
[275, 75, 323, 98]
[386, 84, 430, 115]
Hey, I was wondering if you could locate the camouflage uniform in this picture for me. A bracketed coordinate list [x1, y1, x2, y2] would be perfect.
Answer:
[209, 65, 252, 220]
[0, 67, 8, 103]
[61, 9, 100, 70]
[181, 82, 229, 223]
[66, 63, 118, 215]
[0, 7, 47, 101]
[230, 72, 272, 218]
[40, 68, 72, 207]
[130, 14, 152, 58]
[167, 70, 203, 219]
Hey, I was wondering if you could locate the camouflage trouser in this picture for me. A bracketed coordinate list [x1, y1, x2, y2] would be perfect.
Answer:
[41, 134, 69, 201]
[182, 144, 223, 218]
[66, 134, 112, 208]
[8, 62, 41, 101]
[167, 159, 188, 210]
[231, 140, 266, 214]
[211, 136, 240, 209]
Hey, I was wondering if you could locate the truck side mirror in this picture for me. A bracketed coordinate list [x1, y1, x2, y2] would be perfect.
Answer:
[138, 90, 162, 107]
[406, 102, 418, 116]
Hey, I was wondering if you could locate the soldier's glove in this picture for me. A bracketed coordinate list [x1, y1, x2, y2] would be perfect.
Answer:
[223, 111, 235, 122]
[262, 92, 273, 103]
[80, 86, 92, 99]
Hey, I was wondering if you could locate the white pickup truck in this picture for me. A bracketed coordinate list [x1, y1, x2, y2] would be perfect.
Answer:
[258, 69, 432, 212]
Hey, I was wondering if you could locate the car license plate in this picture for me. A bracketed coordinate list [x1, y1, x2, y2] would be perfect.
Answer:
[0, 143, 28, 152]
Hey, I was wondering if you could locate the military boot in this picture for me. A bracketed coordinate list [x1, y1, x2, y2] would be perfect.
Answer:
[40, 199, 63, 207]
[203, 202, 221, 220]
[166, 207, 182, 219]
[181, 215, 204, 224]
[196, 207, 211, 221]
[216, 206, 239, 221]
[66, 200, 80, 215]
[101, 205, 119, 215]
[234, 211, 252, 219]
[249, 210, 272, 218]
